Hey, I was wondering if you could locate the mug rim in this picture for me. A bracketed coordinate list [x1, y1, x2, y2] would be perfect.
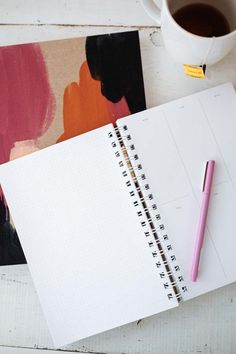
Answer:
[164, 0, 236, 40]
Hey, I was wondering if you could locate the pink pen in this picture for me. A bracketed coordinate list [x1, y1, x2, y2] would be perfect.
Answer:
[191, 160, 215, 282]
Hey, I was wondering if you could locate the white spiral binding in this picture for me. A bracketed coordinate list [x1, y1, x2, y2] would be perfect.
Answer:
[108, 125, 187, 302]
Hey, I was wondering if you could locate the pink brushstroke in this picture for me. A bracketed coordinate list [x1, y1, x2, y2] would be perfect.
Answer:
[0, 43, 55, 165]
[10, 140, 40, 161]
[106, 96, 131, 123]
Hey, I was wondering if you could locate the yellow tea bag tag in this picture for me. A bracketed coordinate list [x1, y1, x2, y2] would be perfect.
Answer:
[183, 64, 206, 79]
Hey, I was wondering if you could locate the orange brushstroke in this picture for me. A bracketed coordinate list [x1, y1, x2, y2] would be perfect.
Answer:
[58, 61, 114, 143]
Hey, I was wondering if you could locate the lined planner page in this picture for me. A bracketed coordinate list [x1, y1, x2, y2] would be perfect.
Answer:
[117, 83, 236, 300]
[0, 124, 177, 347]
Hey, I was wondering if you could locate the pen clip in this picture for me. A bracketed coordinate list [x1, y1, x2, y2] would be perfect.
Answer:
[202, 161, 209, 192]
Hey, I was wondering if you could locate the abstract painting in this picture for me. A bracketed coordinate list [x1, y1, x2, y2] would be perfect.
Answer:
[0, 31, 146, 266]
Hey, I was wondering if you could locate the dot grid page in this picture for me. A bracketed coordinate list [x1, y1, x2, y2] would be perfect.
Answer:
[0, 124, 177, 348]
[118, 83, 236, 301]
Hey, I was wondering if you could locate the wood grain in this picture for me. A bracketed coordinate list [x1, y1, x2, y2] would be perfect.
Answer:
[0, 347, 69, 354]
[0, 0, 155, 26]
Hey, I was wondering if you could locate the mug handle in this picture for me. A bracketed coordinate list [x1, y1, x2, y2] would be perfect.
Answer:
[141, 0, 162, 25]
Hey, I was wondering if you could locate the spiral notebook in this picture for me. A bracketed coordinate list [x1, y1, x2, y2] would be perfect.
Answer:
[0, 82, 236, 348]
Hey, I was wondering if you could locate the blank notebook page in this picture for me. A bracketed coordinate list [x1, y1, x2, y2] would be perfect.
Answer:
[117, 83, 236, 300]
[0, 124, 177, 348]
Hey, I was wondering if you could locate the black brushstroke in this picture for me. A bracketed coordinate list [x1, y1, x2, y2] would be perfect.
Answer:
[0, 198, 26, 266]
[86, 31, 146, 114]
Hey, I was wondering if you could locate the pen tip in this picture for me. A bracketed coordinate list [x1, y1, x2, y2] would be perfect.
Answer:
[191, 270, 197, 282]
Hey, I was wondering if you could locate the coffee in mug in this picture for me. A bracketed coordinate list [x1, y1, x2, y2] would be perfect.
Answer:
[173, 3, 230, 38]
[141, 0, 236, 66]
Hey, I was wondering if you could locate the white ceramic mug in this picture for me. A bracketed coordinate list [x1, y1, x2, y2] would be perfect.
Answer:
[142, 0, 236, 66]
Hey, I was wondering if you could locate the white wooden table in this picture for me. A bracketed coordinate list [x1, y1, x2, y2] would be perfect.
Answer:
[0, 1, 235, 353]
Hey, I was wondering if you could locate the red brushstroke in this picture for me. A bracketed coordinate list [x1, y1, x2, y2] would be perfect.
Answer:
[0, 43, 55, 165]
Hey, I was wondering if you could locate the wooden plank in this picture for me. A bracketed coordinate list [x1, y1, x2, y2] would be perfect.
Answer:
[140, 29, 236, 107]
[0, 265, 54, 348]
[0, 25, 142, 46]
[0, 0, 155, 26]
[0, 347, 77, 354]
